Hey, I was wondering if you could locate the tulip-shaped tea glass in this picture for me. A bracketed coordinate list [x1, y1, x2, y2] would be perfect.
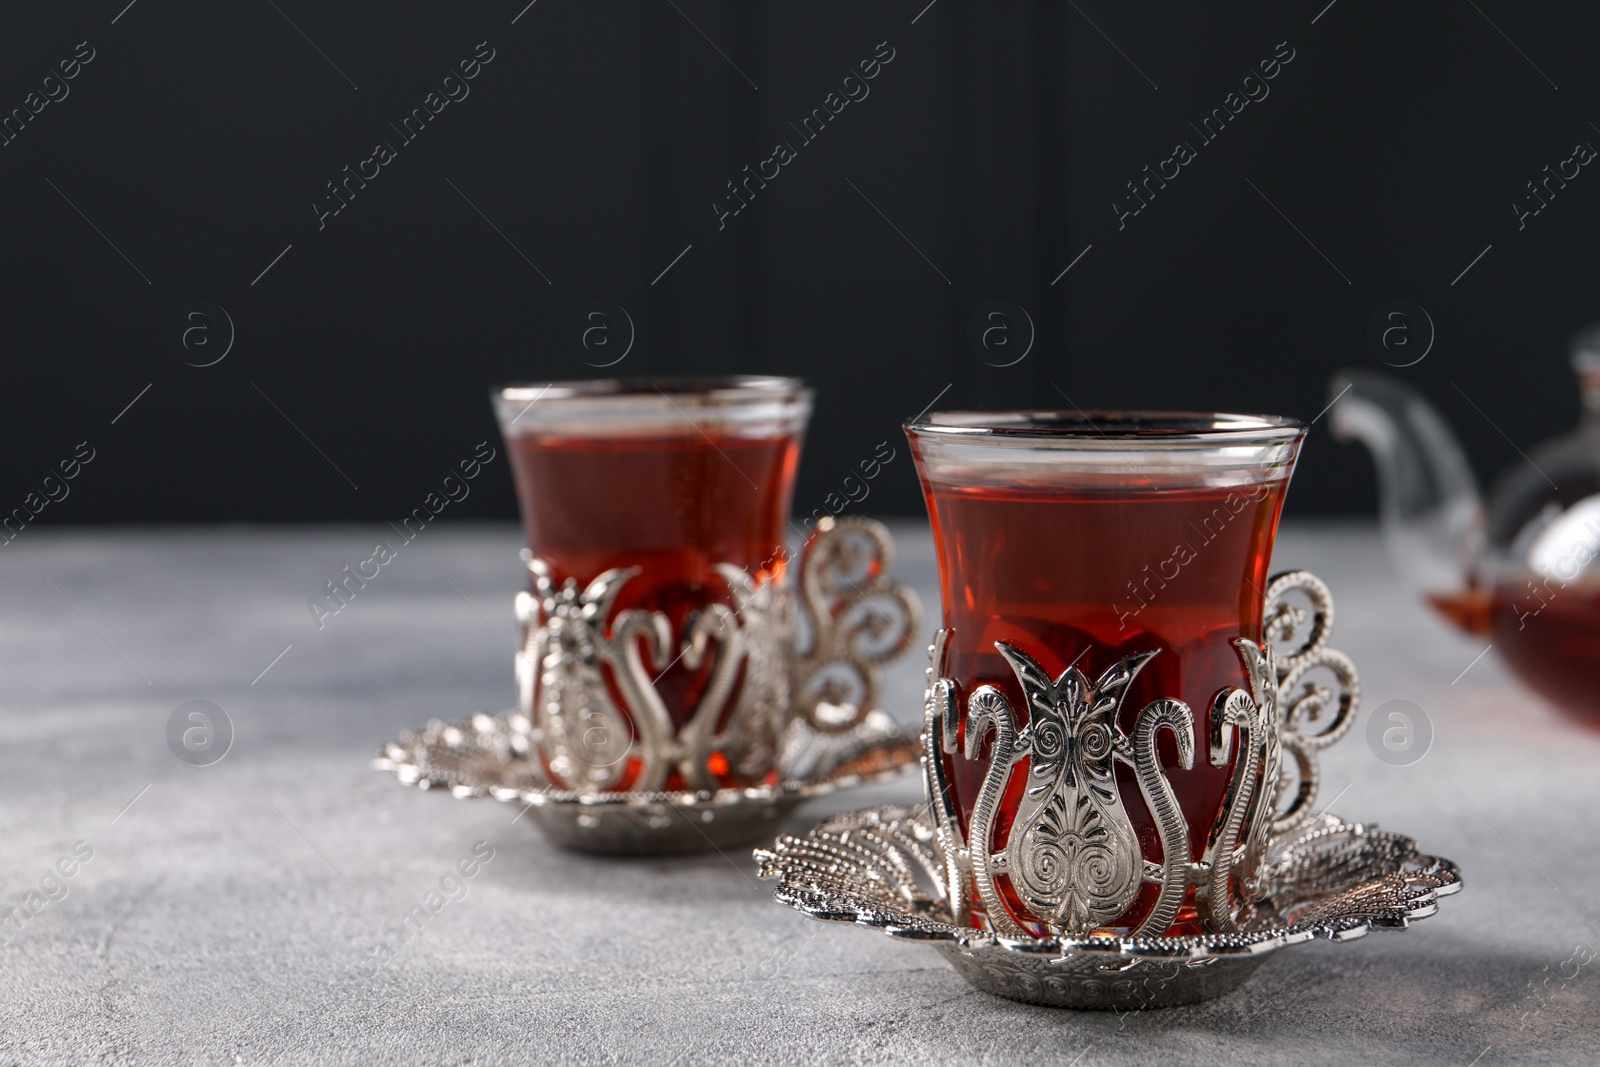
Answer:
[493, 377, 814, 795]
[907, 411, 1308, 938]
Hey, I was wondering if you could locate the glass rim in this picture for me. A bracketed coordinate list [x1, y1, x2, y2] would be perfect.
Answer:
[496, 375, 810, 404]
[905, 409, 1305, 448]
[493, 375, 812, 437]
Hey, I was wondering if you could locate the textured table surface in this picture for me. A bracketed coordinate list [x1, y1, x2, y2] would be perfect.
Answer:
[1, 522, 1595, 1066]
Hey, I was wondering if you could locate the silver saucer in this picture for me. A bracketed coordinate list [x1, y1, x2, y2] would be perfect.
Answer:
[374, 710, 920, 854]
[755, 805, 1461, 1010]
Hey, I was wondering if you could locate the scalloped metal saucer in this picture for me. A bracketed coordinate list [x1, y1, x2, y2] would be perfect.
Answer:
[755, 805, 1462, 1010]
[374, 710, 920, 854]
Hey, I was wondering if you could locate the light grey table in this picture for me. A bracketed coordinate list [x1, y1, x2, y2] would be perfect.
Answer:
[1, 522, 1595, 1066]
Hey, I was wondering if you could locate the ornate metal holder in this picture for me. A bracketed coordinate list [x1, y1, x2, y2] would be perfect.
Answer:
[374, 708, 920, 853]
[755, 571, 1463, 1008]
[375, 516, 922, 854]
[756, 807, 1460, 1009]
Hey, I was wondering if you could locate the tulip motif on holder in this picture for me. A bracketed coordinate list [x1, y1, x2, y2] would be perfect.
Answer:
[924, 570, 1359, 940]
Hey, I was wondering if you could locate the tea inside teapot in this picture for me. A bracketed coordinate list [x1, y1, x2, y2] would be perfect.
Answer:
[1331, 335, 1600, 723]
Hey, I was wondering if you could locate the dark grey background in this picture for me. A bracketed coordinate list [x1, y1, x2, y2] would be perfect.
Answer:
[4, 0, 1594, 523]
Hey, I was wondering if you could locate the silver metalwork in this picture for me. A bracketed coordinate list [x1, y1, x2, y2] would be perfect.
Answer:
[514, 515, 917, 796]
[757, 568, 1448, 1008]
[962, 642, 1188, 939]
[792, 517, 921, 734]
[1261, 570, 1360, 835]
[379, 515, 919, 853]
[374, 708, 921, 854]
[922, 569, 1358, 941]
[754, 805, 1460, 1009]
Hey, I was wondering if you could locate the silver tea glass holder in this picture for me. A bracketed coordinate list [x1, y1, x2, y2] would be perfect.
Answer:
[376, 516, 923, 854]
[755, 571, 1463, 1009]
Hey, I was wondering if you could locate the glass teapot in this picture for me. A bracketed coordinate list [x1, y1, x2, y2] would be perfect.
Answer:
[1329, 334, 1600, 724]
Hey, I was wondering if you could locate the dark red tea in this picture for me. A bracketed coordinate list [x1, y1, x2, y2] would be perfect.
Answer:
[507, 429, 803, 788]
[1431, 585, 1600, 723]
[919, 476, 1290, 935]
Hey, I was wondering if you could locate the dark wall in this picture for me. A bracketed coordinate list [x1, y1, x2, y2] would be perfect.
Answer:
[5, 1, 1597, 525]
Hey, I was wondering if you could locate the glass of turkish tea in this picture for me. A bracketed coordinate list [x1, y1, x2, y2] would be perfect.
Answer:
[906, 410, 1305, 938]
[493, 377, 811, 794]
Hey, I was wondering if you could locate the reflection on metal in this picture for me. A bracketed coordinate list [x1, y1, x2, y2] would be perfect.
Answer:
[920, 569, 1360, 940]
[514, 516, 919, 796]
[756, 805, 1460, 1009]
[373, 708, 921, 854]
[372, 517, 921, 853]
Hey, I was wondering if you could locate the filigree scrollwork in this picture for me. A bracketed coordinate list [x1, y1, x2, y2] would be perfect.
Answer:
[925, 638, 1196, 940]
[1261, 570, 1360, 834]
[514, 517, 918, 798]
[516, 558, 664, 792]
[918, 569, 1360, 940]
[996, 644, 1187, 938]
[516, 554, 791, 794]
[791, 516, 921, 734]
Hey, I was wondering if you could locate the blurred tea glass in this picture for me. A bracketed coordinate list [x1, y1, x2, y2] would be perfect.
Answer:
[493, 377, 811, 792]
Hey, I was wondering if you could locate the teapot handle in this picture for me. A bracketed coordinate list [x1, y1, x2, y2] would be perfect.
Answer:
[1328, 370, 1485, 605]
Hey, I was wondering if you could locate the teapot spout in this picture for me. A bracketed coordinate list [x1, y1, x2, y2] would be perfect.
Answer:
[1328, 370, 1484, 604]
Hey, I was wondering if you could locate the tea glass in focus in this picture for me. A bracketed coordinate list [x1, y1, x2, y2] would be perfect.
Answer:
[906, 410, 1305, 938]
